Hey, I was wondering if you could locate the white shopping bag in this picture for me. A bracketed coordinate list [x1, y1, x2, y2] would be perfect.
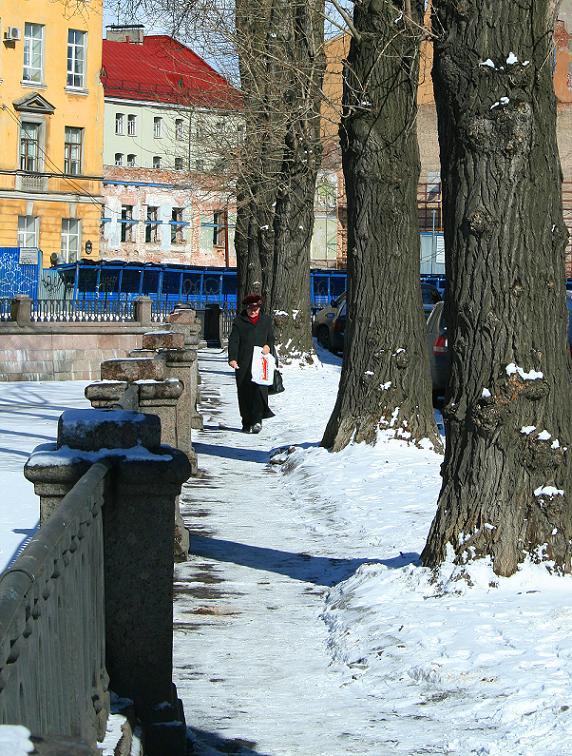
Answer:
[251, 346, 276, 386]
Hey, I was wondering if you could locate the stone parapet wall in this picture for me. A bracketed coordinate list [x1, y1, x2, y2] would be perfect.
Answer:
[0, 327, 150, 382]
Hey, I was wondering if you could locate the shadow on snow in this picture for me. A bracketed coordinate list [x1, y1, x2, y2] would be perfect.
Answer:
[189, 535, 419, 588]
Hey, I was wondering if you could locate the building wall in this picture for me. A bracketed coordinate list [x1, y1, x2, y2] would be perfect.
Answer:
[0, 0, 104, 265]
[101, 167, 236, 267]
[103, 99, 242, 173]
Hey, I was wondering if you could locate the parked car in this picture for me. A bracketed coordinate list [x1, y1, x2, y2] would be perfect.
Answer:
[427, 292, 572, 406]
[313, 284, 442, 354]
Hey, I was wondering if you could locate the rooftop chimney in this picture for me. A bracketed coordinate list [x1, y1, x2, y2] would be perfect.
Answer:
[106, 24, 145, 44]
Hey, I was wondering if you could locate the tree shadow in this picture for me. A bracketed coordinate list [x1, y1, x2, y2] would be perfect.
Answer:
[188, 726, 270, 755]
[189, 535, 419, 587]
[193, 441, 270, 464]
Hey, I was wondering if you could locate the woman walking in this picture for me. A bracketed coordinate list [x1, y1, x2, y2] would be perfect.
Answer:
[228, 293, 275, 433]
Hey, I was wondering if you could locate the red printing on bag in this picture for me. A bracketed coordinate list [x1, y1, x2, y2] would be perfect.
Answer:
[261, 355, 268, 381]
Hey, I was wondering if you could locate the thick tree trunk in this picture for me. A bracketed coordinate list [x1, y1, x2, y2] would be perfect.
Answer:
[234, 0, 288, 304]
[322, 0, 440, 451]
[271, 0, 325, 361]
[422, 0, 572, 576]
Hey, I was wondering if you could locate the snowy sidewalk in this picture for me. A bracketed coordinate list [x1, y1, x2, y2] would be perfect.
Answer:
[173, 349, 389, 755]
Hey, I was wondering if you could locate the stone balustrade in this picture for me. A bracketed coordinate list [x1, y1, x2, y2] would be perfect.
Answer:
[0, 409, 192, 755]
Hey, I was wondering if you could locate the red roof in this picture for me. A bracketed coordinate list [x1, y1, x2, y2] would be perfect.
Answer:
[102, 35, 241, 109]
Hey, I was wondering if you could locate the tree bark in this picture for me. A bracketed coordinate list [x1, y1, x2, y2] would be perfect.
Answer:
[422, 0, 572, 576]
[235, 0, 289, 304]
[322, 0, 440, 451]
[271, 0, 325, 361]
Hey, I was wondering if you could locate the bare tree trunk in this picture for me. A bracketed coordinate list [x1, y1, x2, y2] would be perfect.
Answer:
[422, 0, 572, 576]
[322, 0, 440, 451]
[235, 0, 287, 304]
[271, 0, 325, 361]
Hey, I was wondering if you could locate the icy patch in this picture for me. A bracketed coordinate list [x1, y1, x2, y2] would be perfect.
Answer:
[506, 363, 544, 380]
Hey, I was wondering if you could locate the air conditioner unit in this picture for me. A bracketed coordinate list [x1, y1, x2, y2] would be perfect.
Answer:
[4, 27, 21, 41]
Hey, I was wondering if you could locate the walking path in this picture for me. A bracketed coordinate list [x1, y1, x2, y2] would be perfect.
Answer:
[173, 350, 387, 756]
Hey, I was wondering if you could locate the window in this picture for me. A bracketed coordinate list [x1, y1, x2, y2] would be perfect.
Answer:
[23, 23, 44, 83]
[145, 206, 159, 243]
[216, 120, 224, 132]
[61, 218, 80, 262]
[19, 122, 41, 171]
[174, 157, 183, 171]
[120, 205, 134, 242]
[153, 117, 163, 138]
[237, 124, 245, 141]
[171, 207, 184, 244]
[64, 127, 83, 175]
[115, 113, 124, 135]
[127, 114, 137, 136]
[175, 118, 184, 140]
[195, 159, 204, 172]
[213, 210, 226, 247]
[114, 153, 123, 166]
[152, 156, 161, 169]
[127, 154, 136, 167]
[67, 30, 87, 88]
[17, 216, 38, 248]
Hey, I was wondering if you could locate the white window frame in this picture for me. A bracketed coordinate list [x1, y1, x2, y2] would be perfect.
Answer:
[175, 118, 184, 141]
[115, 113, 125, 135]
[61, 218, 81, 262]
[152, 156, 161, 168]
[17, 215, 39, 248]
[127, 114, 137, 136]
[115, 153, 123, 166]
[64, 126, 83, 175]
[23, 23, 44, 84]
[127, 154, 136, 167]
[153, 117, 163, 138]
[19, 121, 42, 172]
[174, 157, 183, 171]
[67, 29, 87, 89]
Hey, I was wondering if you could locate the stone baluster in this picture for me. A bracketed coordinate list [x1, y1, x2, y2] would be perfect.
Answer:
[168, 309, 203, 431]
[130, 331, 198, 474]
[87, 355, 190, 561]
[24, 409, 191, 756]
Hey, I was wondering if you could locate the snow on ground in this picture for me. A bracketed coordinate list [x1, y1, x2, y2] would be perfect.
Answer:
[1, 349, 572, 754]
[0, 381, 90, 572]
[174, 347, 572, 756]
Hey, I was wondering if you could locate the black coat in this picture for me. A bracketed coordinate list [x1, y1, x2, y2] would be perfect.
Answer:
[228, 312, 275, 386]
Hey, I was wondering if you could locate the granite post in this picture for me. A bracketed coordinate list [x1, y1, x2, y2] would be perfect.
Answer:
[25, 409, 191, 756]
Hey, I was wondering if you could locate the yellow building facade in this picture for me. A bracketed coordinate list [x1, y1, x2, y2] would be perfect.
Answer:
[0, 0, 104, 266]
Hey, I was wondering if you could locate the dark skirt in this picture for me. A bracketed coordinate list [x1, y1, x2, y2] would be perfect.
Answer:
[236, 376, 274, 427]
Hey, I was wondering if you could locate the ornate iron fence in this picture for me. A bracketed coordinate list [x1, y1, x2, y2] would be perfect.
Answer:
[0, 462, 111, 743]
[31, 298, 134, 322]
[221, 307, 236, 343]
[0, 298, 11, 321]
